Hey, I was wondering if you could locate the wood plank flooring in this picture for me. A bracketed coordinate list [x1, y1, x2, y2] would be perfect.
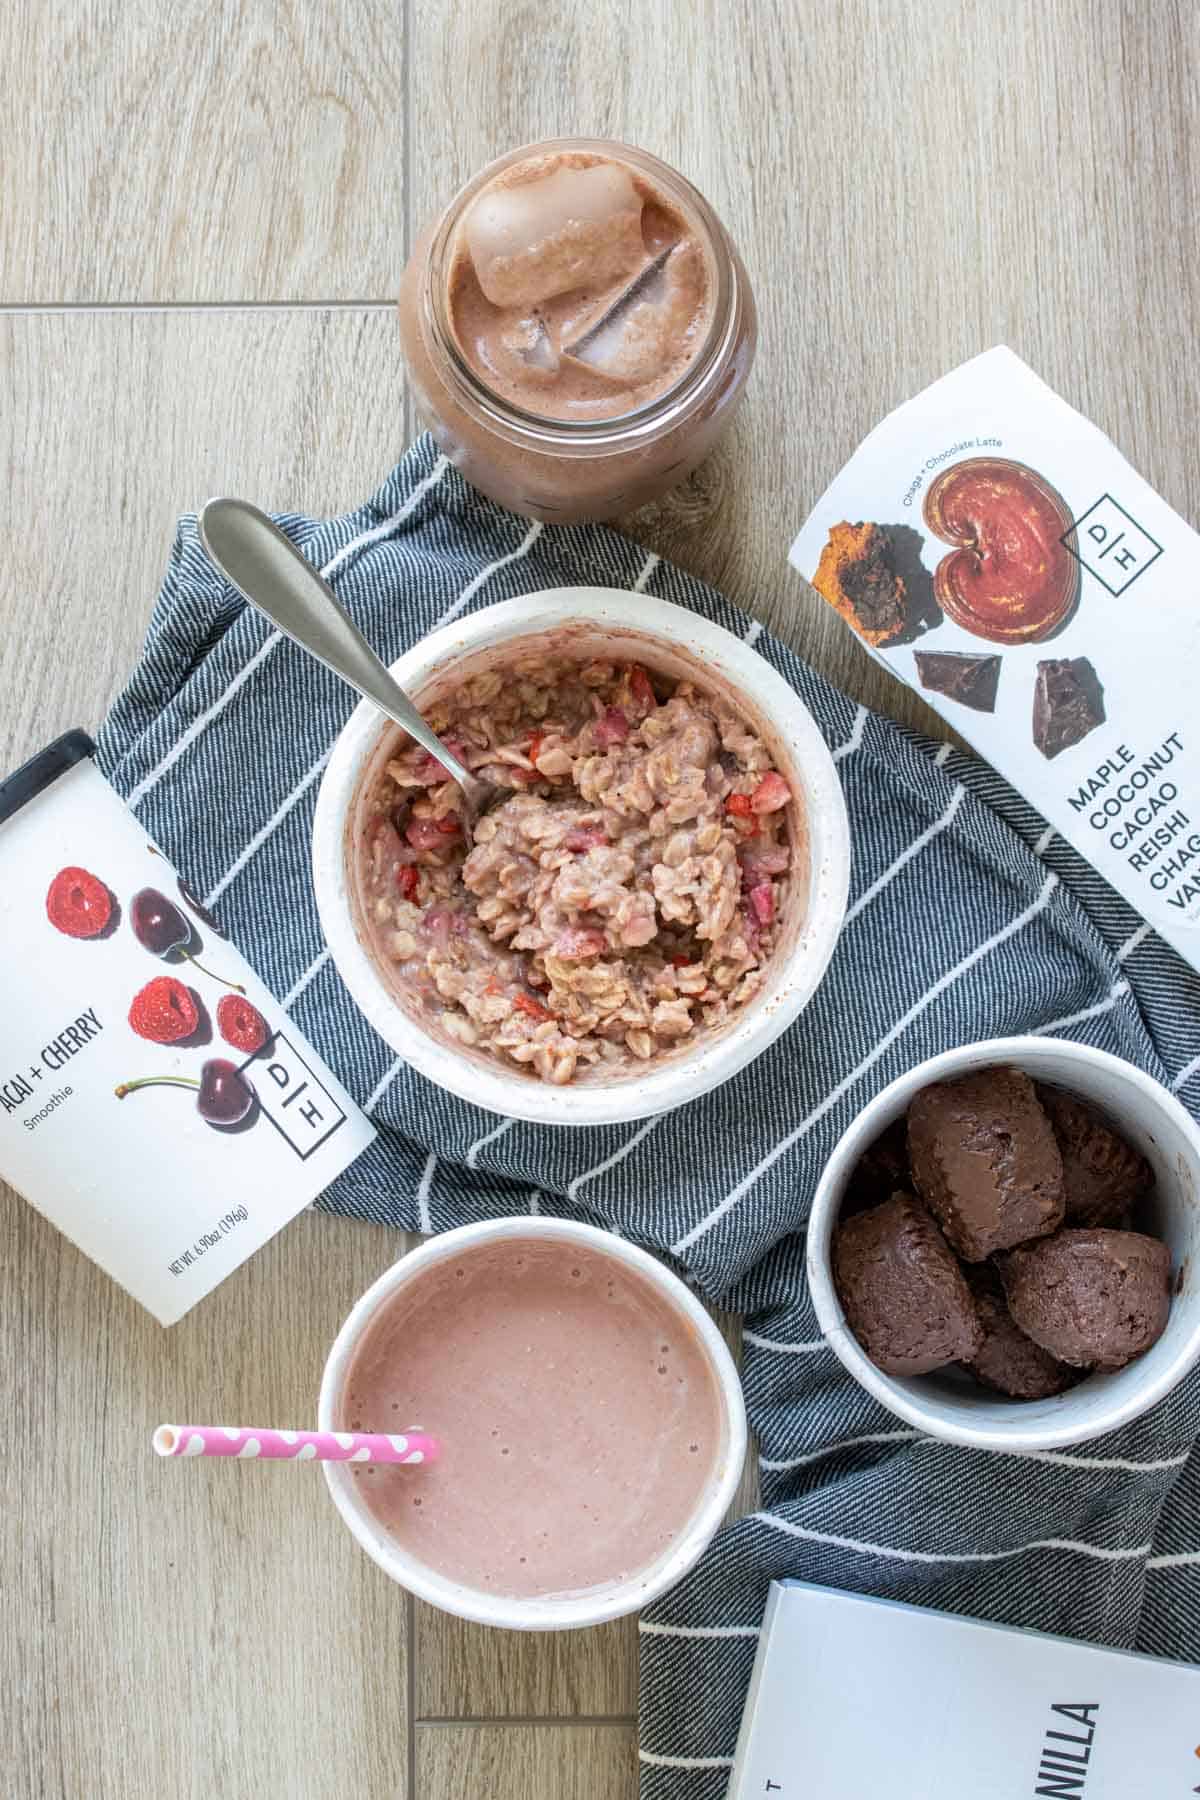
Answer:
[2, 2, 1196, 1793]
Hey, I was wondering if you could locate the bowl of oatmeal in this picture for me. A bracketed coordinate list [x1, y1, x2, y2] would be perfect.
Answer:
[313, 588, 850, 1125]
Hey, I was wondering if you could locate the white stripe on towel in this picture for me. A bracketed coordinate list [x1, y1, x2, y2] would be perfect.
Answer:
[639, 1620, 761, 1640]
[672, 874, 1060, 1254]
[431, 519, 543, 632]
[366, 1056, 403, 1113]
[568, 1115, 662, 1200]
[204, 748, 330, 907]
[756, 1511, 1151, 1567]
[1031, 981, 1128, 1037]
[632, 551, 660, 592]
[415, 1151, 437, 1232]
[761, 1431, 919, 1473]
[203, 517, 540, 907]
[638, 1751, 735, 1771]
[1117, 922, 1151, 962]
[466, 1116, 515, 1170]
[128, 457, 450, 808]
[742, 1331, 828, 1356]
[282, 947, 330, 1011]
[832, 705, 867, 763]
[846, 786, 964, 924]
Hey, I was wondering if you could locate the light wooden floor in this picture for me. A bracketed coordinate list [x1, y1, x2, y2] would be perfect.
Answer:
[3, 4, 1197, 1796]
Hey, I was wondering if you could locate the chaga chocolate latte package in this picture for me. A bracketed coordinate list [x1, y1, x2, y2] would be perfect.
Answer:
[790, 346, 1200, 972]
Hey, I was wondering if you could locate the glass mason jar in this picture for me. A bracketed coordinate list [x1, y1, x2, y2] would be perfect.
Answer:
[398, 138, 757, 523]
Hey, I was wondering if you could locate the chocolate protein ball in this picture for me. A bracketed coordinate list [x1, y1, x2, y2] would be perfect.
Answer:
[907, 1067, 1065, 1261]
[833, 1192, 982, 1377]
[842, 1118, 912, 1216]
[962, 1264, 1078, 1400]
[996, 1228, 1172, 1371]
[1036, 1085, 1153, 1229]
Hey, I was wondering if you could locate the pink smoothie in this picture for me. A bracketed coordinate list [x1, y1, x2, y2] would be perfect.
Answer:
[339, 1236, 725, 1599]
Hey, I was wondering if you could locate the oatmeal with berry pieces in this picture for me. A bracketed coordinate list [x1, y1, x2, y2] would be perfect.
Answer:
[356, 655, 794, 1085]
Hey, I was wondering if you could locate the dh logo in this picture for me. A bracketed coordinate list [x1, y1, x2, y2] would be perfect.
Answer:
[246, 1031, 348, 1160]
[1062, 493, 1163, 596]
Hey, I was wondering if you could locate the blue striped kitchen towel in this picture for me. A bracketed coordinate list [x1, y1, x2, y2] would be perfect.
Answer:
[98, 435, 1200, 1799]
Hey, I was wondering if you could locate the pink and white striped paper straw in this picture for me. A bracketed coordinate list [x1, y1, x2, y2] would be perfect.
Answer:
[153, 1424, 439, 1464]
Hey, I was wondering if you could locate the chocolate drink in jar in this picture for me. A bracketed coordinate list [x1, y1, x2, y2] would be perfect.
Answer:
[398, 137, 757, 522]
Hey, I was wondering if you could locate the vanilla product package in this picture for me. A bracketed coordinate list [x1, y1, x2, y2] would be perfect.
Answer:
[790, 347, 1200, 972]
[729, 1581, 1200, 1797]
[0, 733, 376, 1324]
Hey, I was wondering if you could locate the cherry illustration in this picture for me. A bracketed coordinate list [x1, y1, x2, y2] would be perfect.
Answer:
[115, 1058, 255, 1127]
[147, 846, 227, 937]
[131, 887, 244, 991]
[197, 1060, 255, 1124]
[176, 876, 225, 937]
[46, 866, 114, 939]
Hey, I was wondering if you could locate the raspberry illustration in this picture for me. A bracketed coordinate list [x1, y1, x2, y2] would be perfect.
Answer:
[128, 976, 200, 1045]
[46, 866, 113, 939]
[217, 994, 270, 1055]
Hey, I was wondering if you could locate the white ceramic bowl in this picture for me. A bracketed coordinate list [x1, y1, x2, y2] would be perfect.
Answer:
[807, 1037, 1200, 1452]
[318, 1217, 747, 1629]
[312, 587, 850, 1126]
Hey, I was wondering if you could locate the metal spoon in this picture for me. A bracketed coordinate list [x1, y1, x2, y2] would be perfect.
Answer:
[198, 497, 502, 835]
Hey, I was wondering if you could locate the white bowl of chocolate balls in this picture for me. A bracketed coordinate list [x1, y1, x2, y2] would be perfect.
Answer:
[807, 1037, 1200, 1451]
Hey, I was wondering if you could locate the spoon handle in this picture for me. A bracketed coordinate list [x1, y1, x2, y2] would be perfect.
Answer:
[198, 497, 473, 789]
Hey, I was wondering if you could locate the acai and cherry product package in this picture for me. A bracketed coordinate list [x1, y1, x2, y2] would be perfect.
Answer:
[790, 346, 1200, 972]
[0, 733, 375, 1324]
[729, 1580, 1200, 1797]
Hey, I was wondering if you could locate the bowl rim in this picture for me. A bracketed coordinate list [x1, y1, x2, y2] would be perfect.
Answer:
[805, 1035, 1200, 1451]
[311, 586, 851, 1127]
[317, 1216, 748, 1629]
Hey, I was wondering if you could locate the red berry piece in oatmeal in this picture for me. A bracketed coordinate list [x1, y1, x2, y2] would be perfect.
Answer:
[554, 927, 608, 960]
[406, 814, 461, 851]
[513, 991, 553, 1021]
[128, 975, 200, 1044]
[627, 665, 656, 717]
[46, 866, 113, 938]
[747, 881, 775, 927]
[355, 655, 795, 1085]
[564, 824, 609, 852]
[217, 994, 270, 1055]
[739, 837, 790, 886]
[594, 707, 629, 747]
[750, 772, 790, 814]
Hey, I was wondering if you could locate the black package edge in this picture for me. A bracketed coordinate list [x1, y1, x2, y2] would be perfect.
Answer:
[0, 731, 96, 830]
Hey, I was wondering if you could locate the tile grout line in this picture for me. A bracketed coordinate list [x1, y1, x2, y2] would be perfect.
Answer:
[0, 300, 399, 316]
[406, 1589, 417, 1799]
[414, 1716, 639, 1728]
[401, 0, 415, 447]
[402, 2, 416, 1771]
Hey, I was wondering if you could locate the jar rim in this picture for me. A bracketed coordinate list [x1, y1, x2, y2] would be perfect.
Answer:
[419, 138, 740, 452]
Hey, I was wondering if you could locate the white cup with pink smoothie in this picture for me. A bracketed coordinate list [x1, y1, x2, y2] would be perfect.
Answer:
[318, 1218, 747, 1628]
